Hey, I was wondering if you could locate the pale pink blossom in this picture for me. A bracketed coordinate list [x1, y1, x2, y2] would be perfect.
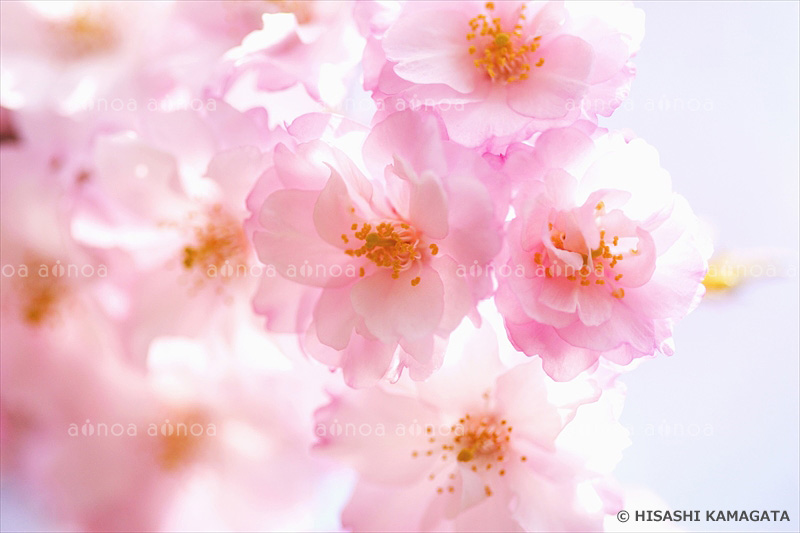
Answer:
[0, 1, 247, 115]
[209, 0, 364, 114]
[1, 140, 338, 528]
[314, 325, 628, 531]
[358, 0, 644, 150]
[249, 110, 504, 387]
[496, 127, 712, 381]
[69, 101, 287, 363]
[2, 320, 339, 531]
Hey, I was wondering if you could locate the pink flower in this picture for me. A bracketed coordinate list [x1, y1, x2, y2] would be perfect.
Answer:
[69, 101, 286, 363]
[0, 1, 249, 115]
[2, 326, 340, 531]
[209, 0, 364, 112]
[496, 127, 712, 381]
[359, 0, 644, 150]
[313, 325, 628, 531]
[249, 110, 504, 387]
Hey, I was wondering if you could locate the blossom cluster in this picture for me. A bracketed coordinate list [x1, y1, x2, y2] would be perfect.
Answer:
[0, 1, 711, 531]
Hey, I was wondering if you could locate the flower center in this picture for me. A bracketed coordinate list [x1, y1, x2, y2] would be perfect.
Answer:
[345, 221, 435, 286]
[535, 202, 637, 299]
[158, 410, 209, 471]
[467, 2, 544, 83]
[12, 260, 69, 327]
[411, 410, 526, 499]
[51, 10, 116, 59]
[264, 0, 314, 24]
[182, 205, 248, 279]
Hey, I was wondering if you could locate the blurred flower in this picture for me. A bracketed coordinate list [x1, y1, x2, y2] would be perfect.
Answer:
[68, 101, 288, 364]
[209, 0, 364, 113]
[249, 110, 504, 387]
[358, 0, 643, 150]
[314, 325, 628, 531]
[2, 320, 340, 531]
[701, 248, 796, 297]
[495, 127, 712, 380]
[0, 1, 253, 115]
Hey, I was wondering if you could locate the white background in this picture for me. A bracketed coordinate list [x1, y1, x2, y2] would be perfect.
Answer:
[603, 2, 799, 532]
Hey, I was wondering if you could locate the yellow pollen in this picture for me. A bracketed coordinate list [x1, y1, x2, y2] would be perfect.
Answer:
[265, 0, 314, 24]
[52, 10, 117, 59]
[182, 205, 247, 277]
[429, 243, 439, 256]
[158, 410, 207, 471]
[344, 222, 421, 280]
[14, 260, 68, 326]
[467, 5, 541, 83]
[535, 221, 636, 301]
[411, 276, 421, 287]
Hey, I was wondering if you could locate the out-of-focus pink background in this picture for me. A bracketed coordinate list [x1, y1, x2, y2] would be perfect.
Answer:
[2, 2, 798, 531]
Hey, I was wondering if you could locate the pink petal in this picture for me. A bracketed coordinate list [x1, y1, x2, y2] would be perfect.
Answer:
[252, 273, 320, 333]
[362, 110, 447, 181]
[339, 336, 398, 388]
[407, 170, 449, 240]
[342, 479, 444, 532]
[504, 320, 599, 382]
[253, 189, 355, 287]
[313, 287, 358, 350]
[575, 284, 613, 326]
[557, 301, 655, 355]
[350, 266, 445, 343]
[494, 361, 565, 448]
[312, 169, 361, 249]
[507, 35, 593, 119]
[383, 8, 479, 94]
[314, 388, 439, 483]
[439, 88, 534, 148]
[538, 277, 579, 314]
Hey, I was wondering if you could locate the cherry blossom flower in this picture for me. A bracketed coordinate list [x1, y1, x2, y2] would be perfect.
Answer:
[314, 325, 629, 531]
[209, 0, 364, 116]
[249, 110, 504, 387]
[495, 127, 712, 381]
[1, 139, 339, 527]
[0, 1, 251, 116]
[67, 101, 288, 364]
[2, 315, 341, 531]
[358, 0, 644, 150]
